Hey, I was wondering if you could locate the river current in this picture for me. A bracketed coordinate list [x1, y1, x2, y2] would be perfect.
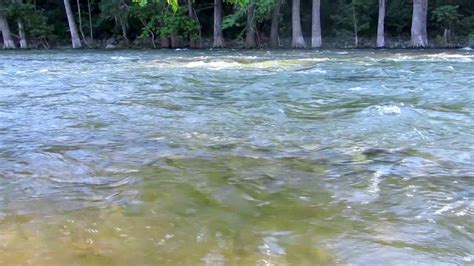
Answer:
[0, 49, 473, 265]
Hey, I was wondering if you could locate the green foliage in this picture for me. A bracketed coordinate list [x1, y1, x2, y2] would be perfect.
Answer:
[133, 0, 178, 12]
[99, 0, 130, 28]
[222, 7, 245, 30]
[255, 0, 273, 23]
[226, 0, 249, 8]
[222, 0, 274, 36]
[160, 7, 199, 39]
[432, 5, 461, 30]
[469, 32, 474, 44]
[6, 2, 56, 41]
[3, 0, 474, 48]
[460, 16, 474, 36]
[130, 2, 162, 39]
[330, 0, 372, 38]
[131, 0, 201, 40]
[386, 0, 411, 36]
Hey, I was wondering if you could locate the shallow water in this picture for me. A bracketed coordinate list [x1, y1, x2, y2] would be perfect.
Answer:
[0, 49, 473, 265]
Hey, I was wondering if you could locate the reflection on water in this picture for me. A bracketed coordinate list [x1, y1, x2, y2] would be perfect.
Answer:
[0, 49, 473, 265]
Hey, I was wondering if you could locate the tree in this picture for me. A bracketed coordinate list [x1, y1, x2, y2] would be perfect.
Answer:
[99, 0, 130, 46]
[64, 0, 82, 48]
[269, 0, 282, 48]
[432, 5, 461, 46]
[411, 0, 428, 47]
[244, 0, 257, 48]
[351, 0, 358, 46]
[213, 0, 224, 47]
[186, 0, 201, 48]
[15, 0, 27, 48]
[386, 0, 411, 39]
[311, 0, 321, 48]
[0, 0, 16, 48]
[377, 0, 385, 47]
[291, 0, 305, 48]
[76, 0, 90, 46]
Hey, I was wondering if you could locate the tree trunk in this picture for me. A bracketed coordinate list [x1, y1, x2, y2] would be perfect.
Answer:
[187, 0, 201, 48]
[64, 0, 82, 48]
[244, 0, 257, 48]
[118, 17, 129, 46]
[269, 0, 282, 48]
[311, 0, 321, 48]
[161, 37, 171, 48]
[17, 20, 28, 48]
[377, 0, 386, 48]
[87, 0, 93, 41]
[443, 28, 450, 46]
[0, 5, 16, 49]
[352, 0, 358, 47]
[411, 0, 428, 47]
[291, 0, 305, 48]
[76, 0, 90, 47]
[15, 0, 28, 48]
[213, 0, 224, 48]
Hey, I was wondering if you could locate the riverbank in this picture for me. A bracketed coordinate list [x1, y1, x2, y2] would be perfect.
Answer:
[3, 36, 473, 50]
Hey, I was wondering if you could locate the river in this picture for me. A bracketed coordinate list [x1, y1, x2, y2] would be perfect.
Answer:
[0, 49, 473, 265]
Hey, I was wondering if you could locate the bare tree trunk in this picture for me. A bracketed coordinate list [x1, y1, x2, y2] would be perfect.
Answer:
[311, 0, 322, 48]
[352, 0, 358, 47]
[443, 28, 450, 46]
[213, 0, 225, 48]
[15, 0, 28, 48]
[64, 0, 82, 48]
[244, 0, 257, 48]
[411, 0, 428, 47]
[291, 0, 305, 48]
[187, 0, 201, 48]
[87, 0, 93, 41]
[138, 17, 156, 48]
[377, 0, 386, 47]
[0, 3, 16, 49]
[269, 0, 282, 48]
[118, 17, 129, 46]
[17, 20, 28, 48]
[76, 0, 90, 47]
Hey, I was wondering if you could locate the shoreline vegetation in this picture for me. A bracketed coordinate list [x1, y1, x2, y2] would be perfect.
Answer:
[1, 42, 473, 50]
[1, 0, 473, 50]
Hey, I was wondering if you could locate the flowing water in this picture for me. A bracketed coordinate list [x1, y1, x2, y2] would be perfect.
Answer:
[0, 49, 473, 265]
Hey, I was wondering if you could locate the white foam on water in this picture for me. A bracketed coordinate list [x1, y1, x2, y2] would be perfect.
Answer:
[110, 56, 132, 61]
[183, 61, 241, 69]
[414, 127, 429, 141]
[426, 53, 473, 62]
[435, 204, 454, 215]
[373, 105, 402, 115]
[259, 236, 286, 257]
[349, 86, 365, 91]
[368, 170, 382, 197]
[434, 200, 467, 215]
[388, 53, 474, 62]
[300, 57, 331, 62]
